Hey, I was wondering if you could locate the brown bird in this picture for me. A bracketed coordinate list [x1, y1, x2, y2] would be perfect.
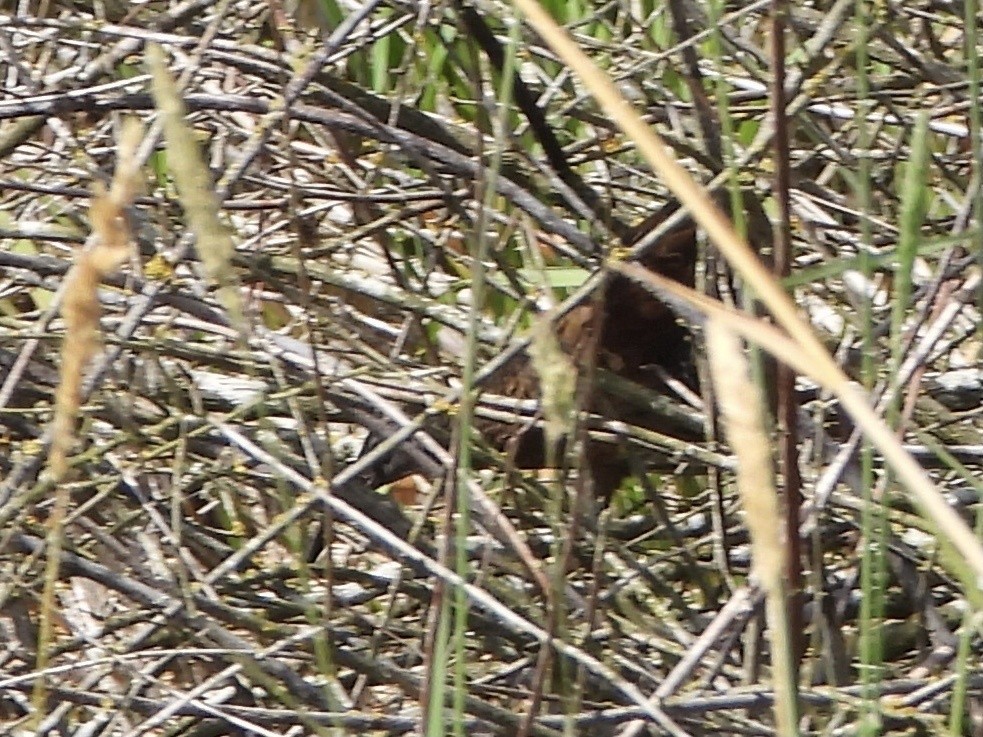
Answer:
[309, 210, 699, 563]
[477, 213, 699, 500]
[348, 209, 699, 505]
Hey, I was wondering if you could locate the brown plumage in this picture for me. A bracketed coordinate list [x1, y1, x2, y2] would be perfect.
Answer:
[478, 215, 699, 499]
[353, 212, 699, 502]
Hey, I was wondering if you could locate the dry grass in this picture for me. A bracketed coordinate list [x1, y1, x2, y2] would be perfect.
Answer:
[0, 1, 981, 735]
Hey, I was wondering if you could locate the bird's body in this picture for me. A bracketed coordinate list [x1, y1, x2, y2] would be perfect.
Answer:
[477, 216, 699, 499]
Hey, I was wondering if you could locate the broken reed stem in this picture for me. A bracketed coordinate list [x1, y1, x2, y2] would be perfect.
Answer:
[706, 319, 799, 737]
[35, 120, 142, 725]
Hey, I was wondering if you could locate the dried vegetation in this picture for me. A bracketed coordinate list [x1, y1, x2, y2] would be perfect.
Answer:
[0, 0, 982, 735]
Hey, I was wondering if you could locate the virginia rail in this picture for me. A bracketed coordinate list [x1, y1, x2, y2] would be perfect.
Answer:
[355, 210, 700, 502]
[480, 213, 698, 499]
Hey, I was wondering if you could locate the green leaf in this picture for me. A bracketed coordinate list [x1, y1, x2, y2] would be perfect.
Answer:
[517, 266, 589, 289]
